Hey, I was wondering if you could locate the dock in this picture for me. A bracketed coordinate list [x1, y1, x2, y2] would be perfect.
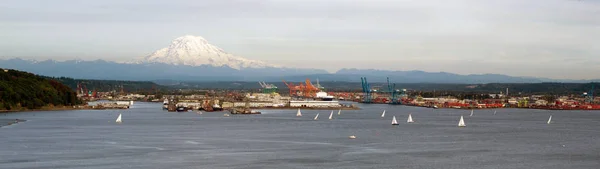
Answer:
[88, 101, 133, 109]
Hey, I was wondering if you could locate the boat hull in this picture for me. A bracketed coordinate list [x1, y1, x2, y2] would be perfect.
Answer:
[176, 107, 188, 112]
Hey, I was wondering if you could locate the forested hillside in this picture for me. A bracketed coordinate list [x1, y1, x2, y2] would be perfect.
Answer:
[51, 77, 164, 94]
[0, 69, 80, 110]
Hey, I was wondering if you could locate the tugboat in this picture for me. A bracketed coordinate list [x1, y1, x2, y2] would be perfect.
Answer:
[212, 104, 223, 111]
[176, 106, 188, 112]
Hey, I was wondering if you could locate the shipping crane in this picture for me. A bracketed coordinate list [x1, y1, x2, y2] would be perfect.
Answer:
[120, 85, 125, 95]
[361, 77, 372, 103]
[304, 79, 319, 98]
[387, 77, 401, 104]
[283, 80, 303, 97]
[584, 83, 595, 104]
[258, 81, 278, 94]
[315, 78, 325, 91]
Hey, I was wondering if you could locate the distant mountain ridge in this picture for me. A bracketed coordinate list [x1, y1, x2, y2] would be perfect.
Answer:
[1, 58, 597, 83]
[331, 68, 551, 83]
[1, 35, 597, 83]
[0, 58, 327, 81]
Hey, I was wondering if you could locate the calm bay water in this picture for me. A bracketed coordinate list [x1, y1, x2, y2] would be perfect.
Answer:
[1, 102, 599, 169]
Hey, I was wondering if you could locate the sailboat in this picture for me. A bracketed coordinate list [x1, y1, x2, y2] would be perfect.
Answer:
[381, 110, 386, 118]
[469, 109, 474, 117]
[407, 114, 414, 123]
[458, 115, 466, 127]
[547, 115, 552, 124]
[314, 113, 319, 120]
[392, 116, 399, 125]
[115, 114, 122, 123]
[329, 111, 333, 120]
[296, 109, 302, 117]
[493, 110, 497, 115]
[337, 109, 341, 115]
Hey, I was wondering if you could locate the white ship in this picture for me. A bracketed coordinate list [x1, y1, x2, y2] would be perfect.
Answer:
[315, 91, 335, 101]
[162, 99, 169, 110]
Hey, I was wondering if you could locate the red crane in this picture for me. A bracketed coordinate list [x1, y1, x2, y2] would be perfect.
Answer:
[283, 80, 307, 97]
[304, 79, 319, 98]
[92, 89, 98, 98]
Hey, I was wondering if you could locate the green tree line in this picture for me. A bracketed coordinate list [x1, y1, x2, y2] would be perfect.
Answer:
[50, 77, 164, 93]
[0, 69, 80, 110]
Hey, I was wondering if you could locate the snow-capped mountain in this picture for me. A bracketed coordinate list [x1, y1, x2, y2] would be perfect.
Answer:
[137, 35, 276, 69]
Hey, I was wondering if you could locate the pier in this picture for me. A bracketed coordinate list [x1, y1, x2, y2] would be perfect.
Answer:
[88, 101, 133, 109]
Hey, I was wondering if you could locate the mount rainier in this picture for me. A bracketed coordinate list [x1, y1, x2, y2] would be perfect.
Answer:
[136, 35, 276, 69]
[0, 35, 327, 81]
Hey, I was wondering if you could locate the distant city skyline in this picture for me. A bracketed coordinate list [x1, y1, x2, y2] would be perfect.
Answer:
[1, 0, 599, 79]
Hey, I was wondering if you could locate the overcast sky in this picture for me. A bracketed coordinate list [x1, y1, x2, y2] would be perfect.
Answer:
[1, 0, 599, 79]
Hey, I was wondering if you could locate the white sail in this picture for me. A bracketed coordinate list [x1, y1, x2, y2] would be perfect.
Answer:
[392, 116, 398, 125]
[470, 110, 474, 117]
[314, 113, 319, 120]
[458, 115, 466, 127]
[381, 110, 386, 118]
[407, 114, 414, 123]
[116, 114, 122, 123]
[329, 111, 333, 120]
[296, 109, 302, 117]
[493, 110, 497, 115]
[337, 109, 341, 115]
[547, 115, 552, 124]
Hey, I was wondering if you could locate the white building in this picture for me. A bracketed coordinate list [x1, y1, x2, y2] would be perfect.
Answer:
[116, 101, 133, 106]
[508, 99, 518, 104]
[233, 102, 274, 108]
[535, 100, 549, 106]
[222, 102, 234, 108]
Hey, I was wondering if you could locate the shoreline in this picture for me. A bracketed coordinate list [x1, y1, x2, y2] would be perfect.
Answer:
[256, 107, 360, 110]
[402, 104, 600, 111]
[0, 106, 89, 114]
